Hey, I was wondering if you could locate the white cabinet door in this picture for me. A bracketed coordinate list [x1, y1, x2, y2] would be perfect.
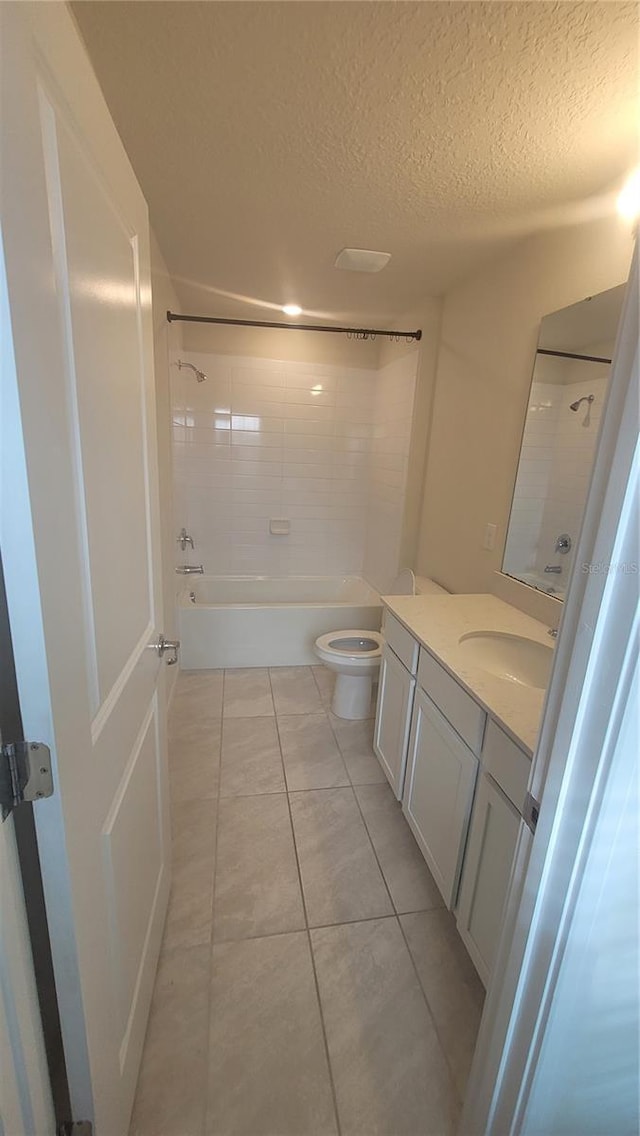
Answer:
[402, 688, 478, 908]
[456, 772, 522, 987]
[373, 645, 416, 798]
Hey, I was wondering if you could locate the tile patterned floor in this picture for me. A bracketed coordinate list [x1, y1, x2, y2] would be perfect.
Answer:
[130, 666, 484, 1136]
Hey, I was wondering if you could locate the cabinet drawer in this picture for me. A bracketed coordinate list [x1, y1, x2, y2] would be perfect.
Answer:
[417, 648, 485, 753]
[482, 720, 530, 813]
[383, 611, 419, 675]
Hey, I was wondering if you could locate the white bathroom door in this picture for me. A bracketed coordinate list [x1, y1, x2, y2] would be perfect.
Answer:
[1, 5, 170, 1133]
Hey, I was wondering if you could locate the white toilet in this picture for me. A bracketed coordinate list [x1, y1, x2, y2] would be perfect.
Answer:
[314, 572, 447, 720]
[314, 629, 384, 719]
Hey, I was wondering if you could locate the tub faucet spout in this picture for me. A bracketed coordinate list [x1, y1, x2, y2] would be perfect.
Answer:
[176, 565, 204, 574]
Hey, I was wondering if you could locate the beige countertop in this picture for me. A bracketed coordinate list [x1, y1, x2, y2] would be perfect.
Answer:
[381, 593, 553, 756]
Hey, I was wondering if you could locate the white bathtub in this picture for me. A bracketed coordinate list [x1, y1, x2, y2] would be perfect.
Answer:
[178, 575, 382, 669]
[519, 569, 566, 598]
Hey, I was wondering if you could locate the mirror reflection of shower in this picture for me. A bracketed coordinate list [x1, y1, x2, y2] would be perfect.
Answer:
[502, 282, 626, 600]
[570, 394, 595, 412]
[178, 359, 207, 382]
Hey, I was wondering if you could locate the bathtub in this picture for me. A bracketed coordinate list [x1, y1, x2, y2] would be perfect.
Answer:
[519, 569, 566, 598]
[178, 575, 382, 669]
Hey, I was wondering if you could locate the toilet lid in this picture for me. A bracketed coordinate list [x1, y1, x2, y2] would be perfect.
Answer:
[316, 630, 382, 657]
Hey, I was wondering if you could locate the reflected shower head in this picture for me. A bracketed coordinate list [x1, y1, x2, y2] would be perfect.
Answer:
[177, 359, 207, 382]
[570, 394, 595, 412]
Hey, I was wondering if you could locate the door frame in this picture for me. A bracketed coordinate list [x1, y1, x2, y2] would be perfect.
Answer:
[0, 548, 68, 1132]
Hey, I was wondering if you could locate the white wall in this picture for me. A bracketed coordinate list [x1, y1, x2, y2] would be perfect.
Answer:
[415, 213, 633, 619]
[364, 350, 419, 592]
[377, 298, 444, 577]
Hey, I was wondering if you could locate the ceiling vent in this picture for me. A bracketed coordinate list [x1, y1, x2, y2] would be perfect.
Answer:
[334, 248, 391, 273]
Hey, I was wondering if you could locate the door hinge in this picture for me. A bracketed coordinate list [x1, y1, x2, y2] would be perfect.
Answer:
[57, 1124, 93, 1136]
[523, 790, 540, 834]
[0, 740, 53, 821]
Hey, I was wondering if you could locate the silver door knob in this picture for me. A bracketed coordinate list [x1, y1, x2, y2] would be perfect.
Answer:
[150, 635, 180, 665]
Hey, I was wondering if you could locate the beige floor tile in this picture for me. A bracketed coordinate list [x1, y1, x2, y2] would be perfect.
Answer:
[206, 933, 338, 1136]
[401, 909, 485, 1100]
[168, 719, 221, 804]
[269, 665, 324, 715]
[311, 664, 334, 707]
[223, 667, 274, 717]
[311, 918, 459, 1136]
[163, 798, 217, 951]
[289, 787, 393, 926]
[314, 666, 377, 718]
[214, 794, 304, 941]
[355, 782, 445, 914]
[129, 944, 210, 1136]
[328, 713, 387, 785]
[176, 668, 223, 695]
[220, 716, 285, 797]
[170, 670, 224, 726]
[278, 712, 349, 791]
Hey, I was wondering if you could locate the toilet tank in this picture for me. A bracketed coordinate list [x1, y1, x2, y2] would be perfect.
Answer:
[387, 570, 449, 597]
[414, 575, 448, 597]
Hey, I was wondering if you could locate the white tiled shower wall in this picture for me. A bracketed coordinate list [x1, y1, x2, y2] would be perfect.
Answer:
[171, 350, 418, 586]
[535, 370, 607, 581]
[504, 358, 609, 589]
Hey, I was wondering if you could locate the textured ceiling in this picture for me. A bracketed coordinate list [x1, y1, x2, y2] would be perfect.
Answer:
[72, 1, 639, 324]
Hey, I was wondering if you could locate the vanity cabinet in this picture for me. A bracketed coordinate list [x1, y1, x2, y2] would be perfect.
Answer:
[373, 644, 416, 798]
[402, 687, 478, 908]
[373, 604, 535, 988]
[456, 718, 530, 985]
[456, 772, 521, 987]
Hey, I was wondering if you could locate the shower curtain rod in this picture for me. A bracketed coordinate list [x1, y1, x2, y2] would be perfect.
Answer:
[166, 310, 422, 342]
[537, 347, 612, 365]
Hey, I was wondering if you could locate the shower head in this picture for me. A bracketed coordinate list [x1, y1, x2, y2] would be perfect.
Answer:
[570, 394, 595, 412]
[177, 359, 207, 383]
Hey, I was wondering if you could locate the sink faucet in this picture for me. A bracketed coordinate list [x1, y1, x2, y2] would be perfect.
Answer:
[176, 564, 204, 575]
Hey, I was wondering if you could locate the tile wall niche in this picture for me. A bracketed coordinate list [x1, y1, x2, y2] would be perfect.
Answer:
[170, 347, 418, 589]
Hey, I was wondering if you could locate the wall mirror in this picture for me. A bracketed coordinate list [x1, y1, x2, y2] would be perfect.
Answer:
[502, 282, 626, 599]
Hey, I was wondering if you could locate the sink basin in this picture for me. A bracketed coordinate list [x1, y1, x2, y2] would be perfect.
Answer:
[458, 631, 553, 690]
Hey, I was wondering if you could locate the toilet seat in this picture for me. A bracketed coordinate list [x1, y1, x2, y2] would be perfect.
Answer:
[314, 629, 382, 667]
[314, 629, 382, 720]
